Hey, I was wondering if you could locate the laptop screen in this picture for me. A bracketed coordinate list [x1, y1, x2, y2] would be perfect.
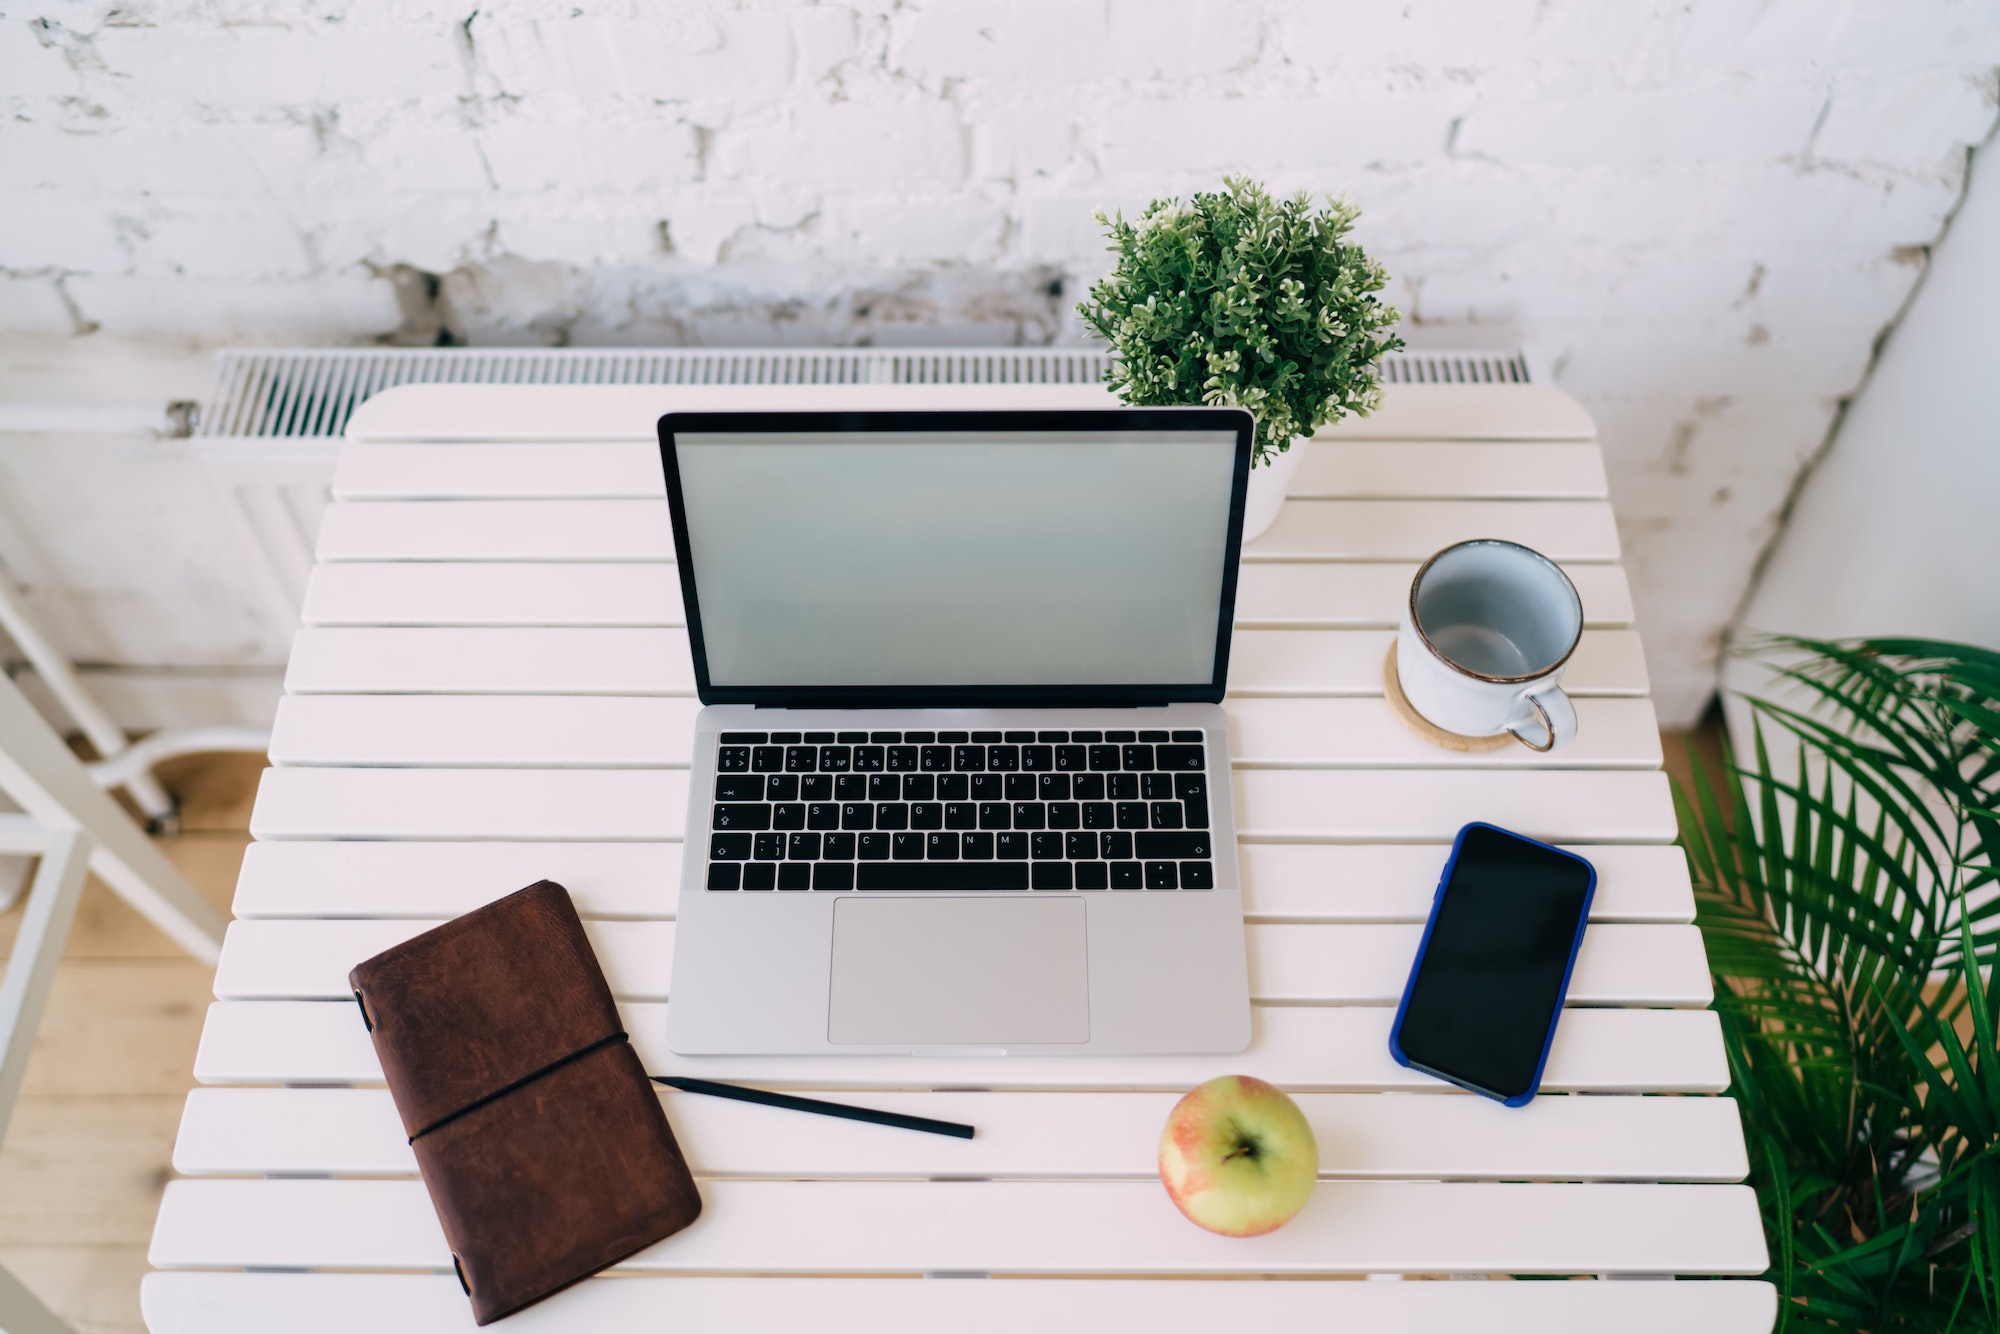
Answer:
[662, 411, 1250, 703]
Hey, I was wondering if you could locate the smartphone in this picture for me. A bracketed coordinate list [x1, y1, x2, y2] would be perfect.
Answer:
[1389, 823, 1597, 1106]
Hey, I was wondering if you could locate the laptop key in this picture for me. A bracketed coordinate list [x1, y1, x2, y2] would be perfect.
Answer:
[972, 730, 1001, 743]
[813, 863, 854, 891]
[751, 746, 784, 773]
[853, 746, 886, 772]
[891, 832, 924, 860]
[1037, 731, 1069, 743]
[1145, 861, 1179, 890]
[1076, 861, 1110, 890]
[1004, 730, 1034, 743]
[938, 731, 969, 743]
[1047, 802, 1081, 830]
[857, 833, 892, 860]
[1032, 862, 1074, 891]
[1150, 802, 1184, 829]
[1004, 773, 1037, 801]
[712, 804, 771, 831]
[944, 803, 978, 830]
[1123, 744, 1154, 771]
[876, 802, 910, 831]
[718, 747, 751, 772]
[805, 732, 835, 744]
[1155, 744, 1206, 770]
[920, 746, 952, 772]
[1021, 745, 1053, 772]
[743, 863, 776, 890]
[1053, 745, 1087, 771]
[778, 864, 811, 891]
[909, 803, 943, 830]
[886, 746, 919, 771]
[753, 833, 785, 860]
[1115, 802, 1150, 830]
[1072, 730, 1103, 742]
[901, 773, 936, 801]
[903, 731, 936, 744]
[1182, 793, 1211, 829]
[978, 802, 1011, 830]
[766, 774, 800, 801]
[1138, 730, 1169, 743]
[707, 864, 741, 889]
[937, 774, 970, 801]
[1066, 831, 1097, 859]
[970, 774, 1004, 801]
[801, 774, 834, 801]
[996, 831, 1029, 859]
[784, 746, 818, 772]
[769, 732, 803, 744]
[837, 731, 867, 744]
[855, 863, 1029, 891]
[1013, 802, 1047, 830]
[1140, 773, 1175, 801]
[806, 803, 840, 830]
[721, 732, 767, 744]
[1101, 831, 1134, 860]
[1172, 730, 1204, 743]
[870, 732, 902, 744]
[1038, 773, 1071, 801]
[772, 803, 807, 830]
[1087, 745, 1120, 771]
[987, 745, 1020, 772]
[868, 774, 901, 801]
[1074, 774, 1107, 801]
[1106, 730, 1136, 743]
[1105, 773, 1137, 801]
[834, 775, 868, 801]
[1136, 831, 1212, 859]
[709, 833, 752, 860]
[841, 803, 874, 830]
[1180, 861, 1215, 889]
[953, 745, 986, 772]
[714, 774, 765, 802]
[823, 832, 856, 859]
[1111, 861, 1144, 889]
[819, 746, 852, 772]
[926, 832, 959, 860]
[1081, 802, 1114, 830]
[788, 832, 822, 860]
[962, 832, 995, 859]
[1031, 832, 1064, 860]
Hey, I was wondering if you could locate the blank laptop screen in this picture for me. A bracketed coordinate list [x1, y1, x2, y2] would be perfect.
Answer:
[674, 429, 1240, 687]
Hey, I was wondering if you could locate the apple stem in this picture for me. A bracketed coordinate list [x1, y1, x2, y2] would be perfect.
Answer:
[1221, 1144, 1255, 1164]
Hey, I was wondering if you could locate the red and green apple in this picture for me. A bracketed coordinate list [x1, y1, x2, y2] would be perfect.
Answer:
[1158, 1075, 1318, 1236]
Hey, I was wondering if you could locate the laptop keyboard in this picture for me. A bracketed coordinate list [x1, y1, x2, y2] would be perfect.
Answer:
[704, 729, 1215, 893]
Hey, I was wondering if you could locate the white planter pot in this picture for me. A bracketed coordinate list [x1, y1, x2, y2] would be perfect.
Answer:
[1241, 436, 1308, 543]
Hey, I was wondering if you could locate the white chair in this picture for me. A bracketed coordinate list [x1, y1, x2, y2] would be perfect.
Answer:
[0, 668, 227, 1334]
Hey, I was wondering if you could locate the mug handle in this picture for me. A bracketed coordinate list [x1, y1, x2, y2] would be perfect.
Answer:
[1506, 681, 1576, 753]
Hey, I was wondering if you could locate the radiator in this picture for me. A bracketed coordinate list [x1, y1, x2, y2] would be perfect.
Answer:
[192, 345, 1533, 626]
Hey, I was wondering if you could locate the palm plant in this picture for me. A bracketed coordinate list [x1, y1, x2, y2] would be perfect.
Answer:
[1677, 636, 2000, 1331]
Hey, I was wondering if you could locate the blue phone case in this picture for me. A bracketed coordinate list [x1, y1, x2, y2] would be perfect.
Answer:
[1387, 822, 1598, 1107]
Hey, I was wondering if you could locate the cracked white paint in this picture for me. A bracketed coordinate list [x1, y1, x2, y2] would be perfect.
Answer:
[2, 0, 1999, 723]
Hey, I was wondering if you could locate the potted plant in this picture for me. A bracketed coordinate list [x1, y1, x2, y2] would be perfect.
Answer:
[1678, 635, 2000, 1329]
[1076, 175, 1403, 541]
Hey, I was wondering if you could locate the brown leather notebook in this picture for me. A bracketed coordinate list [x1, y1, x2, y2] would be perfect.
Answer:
[349, 880, 701, 1324]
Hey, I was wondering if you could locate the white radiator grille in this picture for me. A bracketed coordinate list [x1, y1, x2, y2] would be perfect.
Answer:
[198, 346, 1529, 441]
[193, 344, 1529, 626]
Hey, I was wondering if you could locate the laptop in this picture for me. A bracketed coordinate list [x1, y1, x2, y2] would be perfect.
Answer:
[659, 408, 1254, 1056]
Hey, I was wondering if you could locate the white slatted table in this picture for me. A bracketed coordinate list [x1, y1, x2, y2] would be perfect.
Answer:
[144, 382, 1775, 1333]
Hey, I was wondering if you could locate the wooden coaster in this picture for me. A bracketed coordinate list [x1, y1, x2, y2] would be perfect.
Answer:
[1383, 642, 1513, 753]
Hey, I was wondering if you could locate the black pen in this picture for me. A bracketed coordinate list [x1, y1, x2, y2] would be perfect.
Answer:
[652, 1075, 976, 1140]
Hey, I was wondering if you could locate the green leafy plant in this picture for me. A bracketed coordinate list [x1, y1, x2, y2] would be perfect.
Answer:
[1076, 175, 1403, 466]
[1677, 636, 2000, 1330]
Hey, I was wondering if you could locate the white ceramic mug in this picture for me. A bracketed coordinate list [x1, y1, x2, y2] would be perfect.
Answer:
[1395, 539, 1582, 752]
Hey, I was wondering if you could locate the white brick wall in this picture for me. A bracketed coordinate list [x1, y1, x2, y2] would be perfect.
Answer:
[2, 0, 1998, 723]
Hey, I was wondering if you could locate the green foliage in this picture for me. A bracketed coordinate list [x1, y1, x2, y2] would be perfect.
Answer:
[1075, 176, 1404, 465]
[1677, 637, 2000, 1330]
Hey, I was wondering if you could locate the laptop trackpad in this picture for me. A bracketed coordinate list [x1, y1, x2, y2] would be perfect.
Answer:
[828, 897, 1089, 1046]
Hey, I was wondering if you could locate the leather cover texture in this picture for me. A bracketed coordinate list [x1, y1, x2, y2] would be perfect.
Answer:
[350, 880, 702, 1323]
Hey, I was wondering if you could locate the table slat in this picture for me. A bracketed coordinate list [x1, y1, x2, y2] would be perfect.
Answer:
[311, 497, 1620, 564]
[326, 440, 1609, 503]
[212, 919, 1712, 1007]
[267, 693, 1664, 769]
[141, 1272, 1778, 1334]
[149, 1177, 1768, 1275]
[302, 561, 1637, 628]
[248, 767, 1676, 842]
[338, 383, 1597, 445]
[229, 841, 1695, 924]
[191, 1001, 1730, 1092]
[173, 1086, 1748, 1182]
[283, 626, 1650, 698]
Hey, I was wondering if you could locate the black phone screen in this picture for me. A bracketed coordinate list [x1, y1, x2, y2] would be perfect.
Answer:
[1392, 824, 1596, 1103]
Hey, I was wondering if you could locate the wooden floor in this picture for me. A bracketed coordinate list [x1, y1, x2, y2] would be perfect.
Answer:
[0, 753, 259, 1334]
[1, 730, 1719, 1334]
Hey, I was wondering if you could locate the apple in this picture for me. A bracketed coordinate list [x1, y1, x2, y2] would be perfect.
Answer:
[1158, 1075, 1318, 1237]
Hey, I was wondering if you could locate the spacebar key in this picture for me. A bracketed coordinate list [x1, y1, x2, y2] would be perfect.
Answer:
[855, 863, 1031, 891]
